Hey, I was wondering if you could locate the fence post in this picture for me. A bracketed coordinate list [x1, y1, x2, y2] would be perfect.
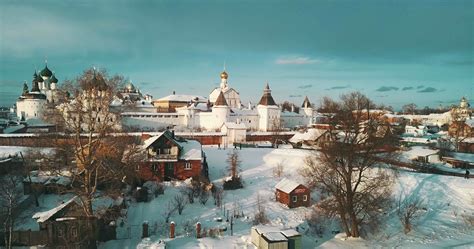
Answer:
[196, 222, 201, 238]
[142, 221, 149, 238]
[170, 221, 175, 239]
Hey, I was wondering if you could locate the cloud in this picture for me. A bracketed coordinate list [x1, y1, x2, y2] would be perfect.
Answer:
[402, 86, 414, 91]
[275, 56, 320, 65]
[325, 85, 350, 90]
[289, 94, 302, 98]
[298, 84, 312, 89]
[376, 86, 399, 92]
[417, 85, 424, 89]
[445, 58, 473, 66]
[417, 87, 438, 93]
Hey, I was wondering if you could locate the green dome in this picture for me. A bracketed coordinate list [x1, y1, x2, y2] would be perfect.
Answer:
[50, 74, 58, 83]
[40, 64, 53, 77]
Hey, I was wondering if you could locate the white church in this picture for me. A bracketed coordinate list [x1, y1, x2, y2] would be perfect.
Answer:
[120, 70, 317, 132]
[16, 62, 60, 121]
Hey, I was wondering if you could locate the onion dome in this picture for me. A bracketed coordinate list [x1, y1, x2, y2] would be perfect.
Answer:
[301, 96, 311, 108]
[31, 78, 40, 92]
[258, 82, 277, 106]
[220, 71, 228, 79]
[22, 81, 29, 95]
[40, 63, 53, 77]
[50, 74, 58, 83]
[214, 91, 228, 106]
[35, 73, 44, 82]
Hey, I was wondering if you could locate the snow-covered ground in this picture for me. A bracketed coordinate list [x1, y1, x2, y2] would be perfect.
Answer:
[99, 147, 474, 249]
[0, 145, 54, 158]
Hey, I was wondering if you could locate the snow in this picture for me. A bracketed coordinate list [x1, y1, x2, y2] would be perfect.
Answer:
[142, 132, 165, 149]
[157, 94, 207, 103]
[222, 122, 246, 130]
[0, 146, 54, 158]
[450, 152, 474, 163]
[262, 232, 288, 242]
[94, 147, 473, 249]
[275, 178, 300, 194]
[401, 146, 439, 161]
[177, 140, 202, 161]
[289, 128, 326, 143]
[280, 229, 300, 237]
[32, 196, 77, 223]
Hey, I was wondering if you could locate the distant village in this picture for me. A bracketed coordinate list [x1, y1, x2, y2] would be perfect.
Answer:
[0, 62, 472, 249]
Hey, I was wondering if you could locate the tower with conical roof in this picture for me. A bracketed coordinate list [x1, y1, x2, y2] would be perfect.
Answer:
[211, 91, 230, 129]
[301, 96, 313, 116]
[257, 83, 281, 131]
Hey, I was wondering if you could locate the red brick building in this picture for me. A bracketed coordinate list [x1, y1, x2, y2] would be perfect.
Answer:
[275, 178, 311, 208]
[138, 130, 205, 181]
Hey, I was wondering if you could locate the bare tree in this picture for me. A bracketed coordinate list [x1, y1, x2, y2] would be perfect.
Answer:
[402, 103, 418, 115]
[397, 194, 426, 234]
[302, 92, 397, 238]
[51, 68, 127, 216]
[0, 175, 23, 249]
[173, 194, 187, 215]
[223, 150, 243, 190]
[163, 201, 177, 223]
[273, 161, 284, 178]
[252, 193, 269, 225]
[212, 185, 224, 208]
[199, 190, 210, 205]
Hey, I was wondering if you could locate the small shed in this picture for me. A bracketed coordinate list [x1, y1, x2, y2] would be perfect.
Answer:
[260, 232, 288, 249]
[275, 178, 310, 208]
[281, 229, 301, 249]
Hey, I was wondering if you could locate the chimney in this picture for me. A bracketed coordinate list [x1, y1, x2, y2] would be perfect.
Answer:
[171, 130, 175, 139]
[172, 90, 176, 95]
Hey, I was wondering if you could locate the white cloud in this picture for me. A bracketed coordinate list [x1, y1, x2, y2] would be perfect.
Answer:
[275, 56, 320, 65]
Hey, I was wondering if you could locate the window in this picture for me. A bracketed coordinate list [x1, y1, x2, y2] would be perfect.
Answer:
[292, 196, 297, 202]
[151, 164, 158, 172]
[185, 162, 192, 170]
[276, 192, 280, 198]
[57, 228, 64, 237]
[70, 226, 78, 239]
[303, 195, 308, 201]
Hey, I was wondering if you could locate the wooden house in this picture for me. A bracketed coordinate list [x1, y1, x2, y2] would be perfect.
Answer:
[275, 178, 310, 208]
[32, 196, 123, 248]
[138, 130, 205, 181]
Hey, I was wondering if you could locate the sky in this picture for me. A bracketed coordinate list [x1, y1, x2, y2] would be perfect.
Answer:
[0, 0, 473, 110]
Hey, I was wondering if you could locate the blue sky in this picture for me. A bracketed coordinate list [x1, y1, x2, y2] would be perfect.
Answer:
[0, 0, 472, 109]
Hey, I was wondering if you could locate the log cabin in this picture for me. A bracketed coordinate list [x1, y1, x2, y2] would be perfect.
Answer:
[275, 178, 310, 208]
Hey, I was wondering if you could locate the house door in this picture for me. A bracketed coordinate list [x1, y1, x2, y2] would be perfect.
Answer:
[164, 163, 174, 181]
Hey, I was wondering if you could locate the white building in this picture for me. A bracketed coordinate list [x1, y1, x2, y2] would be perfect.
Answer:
[121, 70, 317, 132]
[16, 62, 60, 121]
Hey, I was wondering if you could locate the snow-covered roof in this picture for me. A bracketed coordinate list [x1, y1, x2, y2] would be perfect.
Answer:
[275, 178, 301, 194]
[465, 119, 474, 128]
[450, 152, 474, 163]
[405, 146, 439, 159]
[289, 128, 327, 143]
[231, 108, 258, 115]
[33, 197, 77, 223]
[262, 232, 288, 242]
[177, 140, 202, 161]
[222, 122, 246, 129]
[281, 229, 301, 238]
[142, 132, 166, 149]
[156, 94, 207, 103]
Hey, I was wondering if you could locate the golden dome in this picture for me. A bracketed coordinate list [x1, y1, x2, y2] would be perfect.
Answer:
[220, 71, 228, 79]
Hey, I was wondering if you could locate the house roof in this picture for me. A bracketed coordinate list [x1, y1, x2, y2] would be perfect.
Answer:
[142, 130, 182, 150]
[275, 178, 302, 194]
[289, 128, 328, 143]
[33, 197, 77, 223]
[262, 232, 288, 242]
[156, 94, 207, 103]
[176, 139, 202, 161]
[280, 229, 301, 238]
